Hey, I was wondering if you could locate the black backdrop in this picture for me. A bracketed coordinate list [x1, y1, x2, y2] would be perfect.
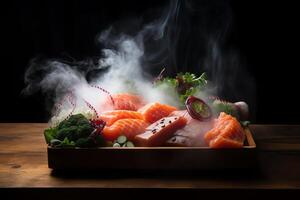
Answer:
[1, 0, 299, 123]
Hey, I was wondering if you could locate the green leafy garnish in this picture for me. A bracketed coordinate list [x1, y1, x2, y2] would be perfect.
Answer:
[44, 114, 105, 148]
[44, 127, 58, 144]
[211, 100, 239, 119]
[56, 114, 94, 141]
[154, 72, 208, 107]
[75, 137, 95, 148]
[58, 137, 75, 148]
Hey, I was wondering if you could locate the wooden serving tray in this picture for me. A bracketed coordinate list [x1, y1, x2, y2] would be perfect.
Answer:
[48, 129, 257, 170]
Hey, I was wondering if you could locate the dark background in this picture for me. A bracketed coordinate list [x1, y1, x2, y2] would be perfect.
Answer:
[1, 0, 299, 123]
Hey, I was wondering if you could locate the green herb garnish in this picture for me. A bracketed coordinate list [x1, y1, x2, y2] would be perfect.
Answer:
[212, 100, 239, 119]
[154, 72, 208, 107]
[44, 114, 105, 148]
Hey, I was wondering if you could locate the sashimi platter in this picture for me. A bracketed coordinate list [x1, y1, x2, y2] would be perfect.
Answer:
[45, 71, 256, 170]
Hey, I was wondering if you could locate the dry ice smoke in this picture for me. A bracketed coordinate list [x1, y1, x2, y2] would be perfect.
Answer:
[23, 0, 183, 123]
[95, 35, 180, 107]
[23, 0, 255, 122]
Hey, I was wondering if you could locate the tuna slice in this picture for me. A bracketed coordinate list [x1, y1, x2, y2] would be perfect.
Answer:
[134, 116, 187, 147]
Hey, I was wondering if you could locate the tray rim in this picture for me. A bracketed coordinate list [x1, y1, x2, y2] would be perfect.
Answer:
[47, 128, 256, 150]
[47, 129, 257, 170]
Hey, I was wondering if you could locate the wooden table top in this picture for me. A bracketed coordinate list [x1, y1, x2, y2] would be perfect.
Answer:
[0, 123, 300, 197]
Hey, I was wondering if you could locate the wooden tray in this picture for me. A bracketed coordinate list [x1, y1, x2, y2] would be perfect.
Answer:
[48, 129, 257, 170]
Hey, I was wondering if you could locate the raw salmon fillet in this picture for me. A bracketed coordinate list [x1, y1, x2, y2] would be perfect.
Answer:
[111, 93, 146, 111]
[102, 119, 148, 141]
[204, 112, 245, 148]
[99, 110, 144, 126]
[138, 102, 177, 123]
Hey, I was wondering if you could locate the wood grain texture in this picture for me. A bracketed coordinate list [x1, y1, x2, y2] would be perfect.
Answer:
[0, 123, 300, 189]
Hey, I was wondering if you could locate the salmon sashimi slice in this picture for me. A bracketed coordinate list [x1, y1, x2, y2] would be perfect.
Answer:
[204, 112, 245, 148]
[99, 110, 144, 126]
[138, 102, 177, 123]
[111, 93, 146, 111]
[134, 116, 187, 147]
[102, 119, 148, 141]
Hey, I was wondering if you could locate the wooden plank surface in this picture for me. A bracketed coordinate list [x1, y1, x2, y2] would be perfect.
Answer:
[0, 123, 300, 189]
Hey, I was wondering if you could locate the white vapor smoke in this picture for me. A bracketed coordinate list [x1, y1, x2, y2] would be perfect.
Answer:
[94, 30, 181, 107]
[23, 0, 183, 123]
[23, 0, 255, 123]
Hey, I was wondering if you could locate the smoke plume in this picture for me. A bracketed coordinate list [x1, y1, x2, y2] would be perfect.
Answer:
[23, 0, 255, 123]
